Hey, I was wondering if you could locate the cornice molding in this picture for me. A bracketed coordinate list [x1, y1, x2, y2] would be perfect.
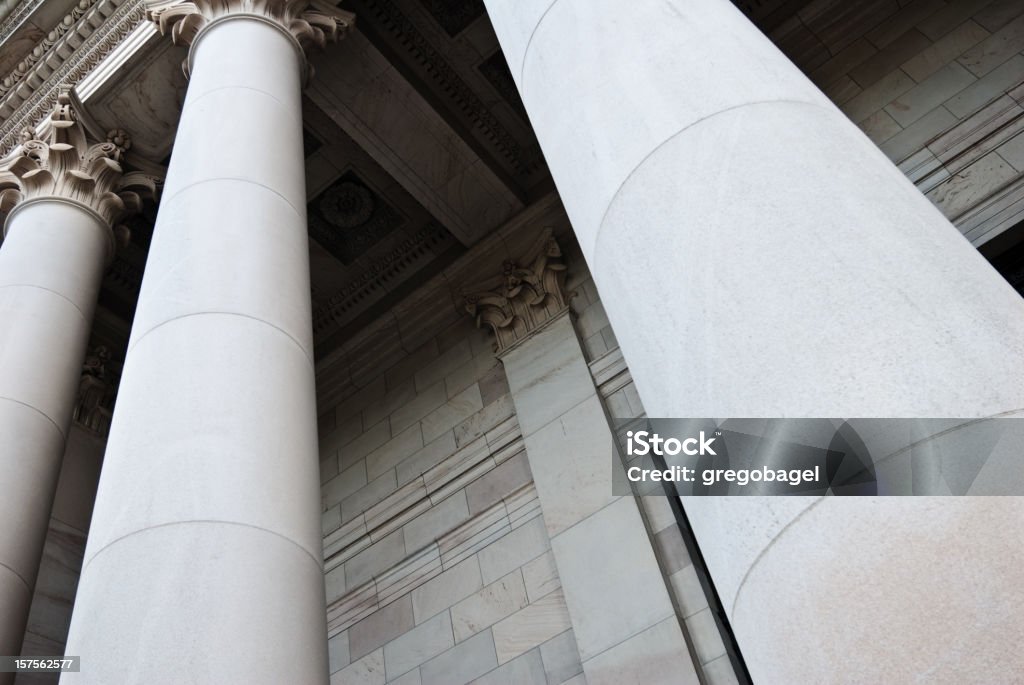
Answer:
[146, 0, 354, 81]
[349, 0, 543, 184]
[0, 0, 43, 43]
[0, 90, 157, 259]
[0, 0, 100, 98]
[312, 221, 454, 339]
[0, 0, 144, 157]
[463, 228, 572, 356]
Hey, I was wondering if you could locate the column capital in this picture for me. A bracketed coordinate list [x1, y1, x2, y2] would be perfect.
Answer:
[463, 229, 573, 356]
[0, 91, 157, 257]
[147, 0, 355, 81]
[73, 344, 119, 437]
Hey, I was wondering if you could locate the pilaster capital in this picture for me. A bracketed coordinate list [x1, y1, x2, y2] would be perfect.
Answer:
[463, 229, 573, 356]
[0, 91, 158, 258]
[73, 344, 119, 437]
[147, 0, 355, 81]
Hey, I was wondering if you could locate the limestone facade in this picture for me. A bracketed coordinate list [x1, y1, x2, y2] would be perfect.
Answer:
[2, 0, 1024, 684]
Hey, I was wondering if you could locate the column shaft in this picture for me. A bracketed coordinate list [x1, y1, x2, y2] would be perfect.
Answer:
[0, 201, 108, 673]
[484, 0, 1024, 681]
[62, 18, 327, 685]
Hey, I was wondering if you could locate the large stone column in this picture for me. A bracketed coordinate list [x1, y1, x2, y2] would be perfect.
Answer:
[62, 3, 353, 684]
[484, 0, 1024, 682]
[0, 98, 149, 676]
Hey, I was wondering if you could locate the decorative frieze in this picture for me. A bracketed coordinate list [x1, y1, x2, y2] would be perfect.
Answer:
[346, 0, 544, 183]
[147, 0, 355, 78]
[312, 221, 455, 338]
[0, 0, 144, 157]
[463, 229, 572, 355]
[0, 0, 46, 44]
[0, 91, 156, 257]
[0, 0, 100, 98]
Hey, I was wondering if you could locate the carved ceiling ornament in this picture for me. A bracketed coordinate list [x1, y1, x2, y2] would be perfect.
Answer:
[0, 90, 157, 259]
[463, 229, 572, 356]
[147, 0, 355, 80]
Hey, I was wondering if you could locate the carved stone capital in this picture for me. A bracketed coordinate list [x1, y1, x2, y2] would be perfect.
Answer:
[463, 230, 573, 355]
[147, 0, 355, 80]
[73, 344, 119, 437]
[0, 91, 158, 258]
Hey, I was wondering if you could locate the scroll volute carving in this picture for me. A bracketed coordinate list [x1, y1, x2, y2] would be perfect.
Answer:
[148, 0, 356, 74]
[0, 91, 158, 255]
[464, 229, 572, 355]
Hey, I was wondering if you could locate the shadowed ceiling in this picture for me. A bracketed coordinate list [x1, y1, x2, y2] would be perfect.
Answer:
[17, 0, 807, 364]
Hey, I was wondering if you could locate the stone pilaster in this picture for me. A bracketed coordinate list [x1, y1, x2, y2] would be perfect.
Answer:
[72, 345, 119, 437]
[0, 94, 149, 677]
[462, 234, 701, 684]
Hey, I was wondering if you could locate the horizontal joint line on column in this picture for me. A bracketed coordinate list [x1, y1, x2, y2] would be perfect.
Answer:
[519, 0, 562, 88]
[0, 396, 66, 444]
[594, 99, 834, 254]
[727, 406, 1024, 618]
[727, 494, 826, 622]
[0, 560, 32, 593]
[81, 519, 324, 578]
[158, 176, 305, 221]
[127, 311, 314, 369]
[181, 84, 302, 132]
[0, 283, 88, 323]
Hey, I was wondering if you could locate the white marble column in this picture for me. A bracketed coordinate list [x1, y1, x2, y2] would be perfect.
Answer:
[485, 0, 1024, 681]
[62, 3, 353, 684]
[0, 101, 147, 675]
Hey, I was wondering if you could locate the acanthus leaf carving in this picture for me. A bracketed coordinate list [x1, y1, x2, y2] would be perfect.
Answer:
[463, 229, 573, 355]
[146, 0, 356, 80]
[0, 90, 159, 257]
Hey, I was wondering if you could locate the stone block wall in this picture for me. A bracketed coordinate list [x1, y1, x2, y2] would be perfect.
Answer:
[315, 200, 589, 685]
[769, 0, 1024, 246]
[563, 240, 743, 685]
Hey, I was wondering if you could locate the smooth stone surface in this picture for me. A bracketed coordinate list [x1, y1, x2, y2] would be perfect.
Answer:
[83, 315, 322, 560]
[63, 16, 328, 684]
[129, 181, 314, 358]
[582, 616, 700, 685]
[501, 316, 594, 437]
[550, 498, 678, 662]
[522, 396, 616, 536]
[62, 524, 327, 685]
[485, 0, 1024, 681]
[0, 201, 109, 664]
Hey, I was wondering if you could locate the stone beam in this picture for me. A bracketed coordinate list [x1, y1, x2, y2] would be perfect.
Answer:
[306, 28, 523, 246]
